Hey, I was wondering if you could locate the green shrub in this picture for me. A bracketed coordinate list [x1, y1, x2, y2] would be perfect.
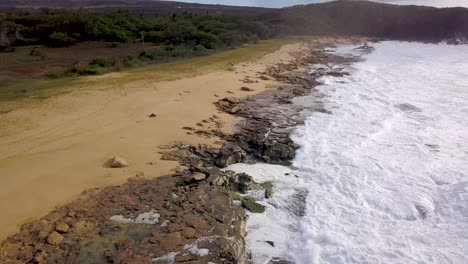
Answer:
[122, 55, 137, 67]
[70, 63, 103, 76]
[167, 46, 194, 57]
[77, 67, 101, 75]
[29, 49, 46, 60]
[47, 32, 76, 47]
[89, 57, 113, 68]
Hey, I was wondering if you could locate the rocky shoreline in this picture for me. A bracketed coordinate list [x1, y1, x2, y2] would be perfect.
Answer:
[0, 39, 363, 264]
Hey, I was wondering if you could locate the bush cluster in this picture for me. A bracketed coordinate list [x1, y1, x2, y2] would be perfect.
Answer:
[0, 11, 272, 49]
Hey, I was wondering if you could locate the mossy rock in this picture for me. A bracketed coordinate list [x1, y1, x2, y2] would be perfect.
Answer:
[260, 181, 274, 199]
[231, 192, 242, 201]
[241, 196, 266, 213]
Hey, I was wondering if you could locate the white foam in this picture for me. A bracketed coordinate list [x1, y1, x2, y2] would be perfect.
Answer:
[152, 252, 178, 264]
[110, 209, 160, 224]
[184, 243, 210, 256]
[231, 41, 468, 263]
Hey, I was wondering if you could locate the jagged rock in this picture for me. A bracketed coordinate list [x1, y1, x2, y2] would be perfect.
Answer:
[47, 231, 64, 245]
[217, 100, 231, 109]
[160, 233, 183, 252]
[229, 173, 254, 194]
[73, 220, 94, 235]
[33, 251, 48, 263]
[215, 144, 246, 168]
[185, 173, 207, 184]
[182, 227, 197, 239]
[160, 149, 191, 163]
[241, 196, 266, 213]
[261, 182, 274, 199]
[207, 170, 228, 186]
[110, 156, 129, 168]
[38, 230, 49, 240]
[55, 222, 69, 233]
[224, 97, 240, 104]
[231, 192, 242, 201]
[240, 87, 254, 92]
[265, 241, 275, 247]
[262, 142, 297, 164]
[1, 243, 21, 259]
[229, 106, 241, 114]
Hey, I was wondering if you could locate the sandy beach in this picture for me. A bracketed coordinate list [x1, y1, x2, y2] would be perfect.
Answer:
[0, 40, 306, 241]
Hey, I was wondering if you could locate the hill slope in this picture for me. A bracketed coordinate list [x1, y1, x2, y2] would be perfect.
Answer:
[265, 0, 468, 41]
[1, 0, 467, 41]
[0, 0, 271, 15]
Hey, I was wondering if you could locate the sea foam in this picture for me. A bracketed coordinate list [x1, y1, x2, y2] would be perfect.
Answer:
[229, 41, 468, 263]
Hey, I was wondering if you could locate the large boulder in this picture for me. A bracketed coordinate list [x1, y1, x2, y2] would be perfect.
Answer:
[215, 144, 246, 168]
[185, 173, 207, 184]
[228, 173, 254, 194]
[241, 196, 266, 213]
[47, 231, 64, 245]
[55, 222, 69, 233]
[110, 156, 129, 168]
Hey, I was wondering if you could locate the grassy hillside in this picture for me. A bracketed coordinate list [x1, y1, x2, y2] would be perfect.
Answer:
[264, 0, 468, 41]
[0, 11, 272, 77]
[0, 0, 271, 15]
[2, 0, 467, 42]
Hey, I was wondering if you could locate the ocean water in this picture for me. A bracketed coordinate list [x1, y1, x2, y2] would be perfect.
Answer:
[228, 42, 468, 264]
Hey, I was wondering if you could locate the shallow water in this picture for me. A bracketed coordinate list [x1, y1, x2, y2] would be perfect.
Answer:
[228, 41, 468, 263]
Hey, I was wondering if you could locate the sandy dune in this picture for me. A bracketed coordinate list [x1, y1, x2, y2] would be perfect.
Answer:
[0, 42, 305, 240]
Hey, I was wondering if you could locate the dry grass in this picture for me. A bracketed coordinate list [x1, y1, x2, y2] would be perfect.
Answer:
[0, 39, 290, 106]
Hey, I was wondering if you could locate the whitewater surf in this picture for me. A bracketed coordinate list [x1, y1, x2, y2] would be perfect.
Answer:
[229, 41, 468, 264]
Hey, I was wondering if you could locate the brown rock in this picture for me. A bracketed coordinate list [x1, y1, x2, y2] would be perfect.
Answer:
[186, 173, 207, 183]
[229, 106, 241, 114]
[167, 223, 183, 233]
[38, 230, 49, 240]
[18, 248, 34, 262]
[224, 97, 240, 104]
[1, 243, 21, 258]
[73, 220, 94, 235]
[2, 260, 25, 264]
[182, 227, 197, 239]
[161, 232, 182, 252]
[55, 222, 69, 233]
[33, 251, 48, 263]
[110, 156, 129, 168]
[47, 231, 64, 245]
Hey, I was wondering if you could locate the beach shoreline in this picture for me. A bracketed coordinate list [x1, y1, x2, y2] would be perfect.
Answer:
[0, 37, 367, 263]
[0, 39, 309, 241]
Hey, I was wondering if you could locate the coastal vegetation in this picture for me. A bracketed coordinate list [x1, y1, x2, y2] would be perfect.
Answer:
[0, 39, 288, 102]
[0, 11, 272, 79]
[0, 0, 467, 80]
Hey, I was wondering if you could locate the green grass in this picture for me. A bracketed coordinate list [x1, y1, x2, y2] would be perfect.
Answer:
[0, 39, 291, 104]
[0, 78, 74, 102]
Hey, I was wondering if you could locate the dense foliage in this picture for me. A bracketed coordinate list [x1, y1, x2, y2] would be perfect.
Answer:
[1, 1, 467, 52]
[0, 11, 272, 50]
